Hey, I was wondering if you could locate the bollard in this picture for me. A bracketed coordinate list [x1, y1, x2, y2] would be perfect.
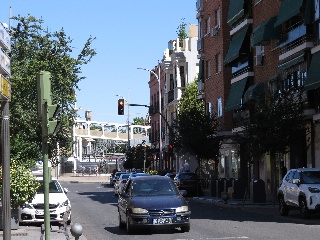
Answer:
[70, 223, 83, 240]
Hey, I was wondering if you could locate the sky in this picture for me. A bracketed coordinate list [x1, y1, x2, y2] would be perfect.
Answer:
[0, 0, 198, 124]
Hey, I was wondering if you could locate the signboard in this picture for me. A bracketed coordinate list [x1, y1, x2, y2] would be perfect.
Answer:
[0, 75, 11, 100]
[0, 23, 10, 51]
[0, 49, 10, 76]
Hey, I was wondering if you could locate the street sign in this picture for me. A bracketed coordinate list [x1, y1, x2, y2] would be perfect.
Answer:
[0, 74, 11, 100]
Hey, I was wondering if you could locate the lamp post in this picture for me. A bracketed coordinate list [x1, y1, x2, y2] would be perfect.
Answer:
[137, 62, 162, 170]
[73, 105, 84, 175]
[116, 94, 130, 150]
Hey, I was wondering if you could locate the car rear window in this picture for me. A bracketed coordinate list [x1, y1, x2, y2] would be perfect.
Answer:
[179, 173, 199, 180]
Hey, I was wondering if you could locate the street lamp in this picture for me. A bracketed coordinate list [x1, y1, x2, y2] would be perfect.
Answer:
[73, 105, 84, 175]
[137, 63, 162, 170]
[116, 94, 130, 150]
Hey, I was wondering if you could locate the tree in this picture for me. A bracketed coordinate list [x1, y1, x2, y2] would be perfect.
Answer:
[9, 15, 96, 168]
[176, 81, 220, 167]
[176, 18, 188, 39]
[242, 85, 306, 196]
[123, 144, 152, 171]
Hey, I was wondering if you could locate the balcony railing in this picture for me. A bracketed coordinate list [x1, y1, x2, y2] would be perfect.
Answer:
[279, 24, 313, 55]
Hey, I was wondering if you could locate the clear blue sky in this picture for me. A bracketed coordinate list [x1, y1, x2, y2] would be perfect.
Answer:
[1, 0, 197, 124]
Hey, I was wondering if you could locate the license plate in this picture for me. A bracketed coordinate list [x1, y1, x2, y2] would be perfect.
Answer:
[153, 218, 172, 224]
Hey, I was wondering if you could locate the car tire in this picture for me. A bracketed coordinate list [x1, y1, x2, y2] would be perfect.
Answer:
[299, 197, 310, 219]
[126, 215, 133, 234]
[181, 225, 190, 232]
[279, 197, 289, 216]
[118, 214, 125, 229]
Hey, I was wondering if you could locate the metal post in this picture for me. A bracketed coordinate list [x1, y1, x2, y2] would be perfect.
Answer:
[1, 100, 11, 240]
[158, 60, 162, 171]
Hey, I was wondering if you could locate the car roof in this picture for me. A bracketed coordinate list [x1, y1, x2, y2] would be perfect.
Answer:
[131, 175, 169, 182]
[291, 168, 320, 172]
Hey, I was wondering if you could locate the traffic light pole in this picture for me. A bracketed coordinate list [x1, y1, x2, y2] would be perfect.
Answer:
[37, 71, 61, 240]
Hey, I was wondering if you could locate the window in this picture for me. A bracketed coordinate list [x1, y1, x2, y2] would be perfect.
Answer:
[215, 53, 222, 73]
[206, 60, 211, 79]
[207, 102, 212, 116]
[206, 17, 211, 36]
[215, 7, 221, 28]
[180, 66, 186, 87]
[217, 97, 223, 117]
[315, 0, 320, 21]
[170, 74, 174, 90]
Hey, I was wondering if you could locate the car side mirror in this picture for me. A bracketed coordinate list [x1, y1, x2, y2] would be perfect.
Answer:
[64, 188, 69, 194]
[293, 179, 300, 186]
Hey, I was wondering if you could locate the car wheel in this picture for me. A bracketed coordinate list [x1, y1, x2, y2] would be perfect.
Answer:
[126, 215, 133, 234]
[181, 225, 190, 232]
[118, 213, 125, 229]
[279, 197, 289, 216]
[299, 197, 310, 219]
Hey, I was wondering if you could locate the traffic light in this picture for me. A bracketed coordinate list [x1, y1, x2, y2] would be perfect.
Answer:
[46, 104, 61, 136]
[118, 98, 124, 115]
[169, 144, 173, 154]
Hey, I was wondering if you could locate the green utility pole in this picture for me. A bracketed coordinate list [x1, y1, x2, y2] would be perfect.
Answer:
[37, 71, 60, 240]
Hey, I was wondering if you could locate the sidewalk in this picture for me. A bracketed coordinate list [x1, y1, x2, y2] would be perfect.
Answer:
[1, 224, 87, 240]
[189, 195, 279, 216]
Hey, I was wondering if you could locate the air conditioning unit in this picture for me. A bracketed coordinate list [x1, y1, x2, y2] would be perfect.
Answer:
[254, 54, 263, 66]
[211, 26, 219, 37]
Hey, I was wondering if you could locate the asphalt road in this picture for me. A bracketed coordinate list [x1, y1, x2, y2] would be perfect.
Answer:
[62, 181, 320, 240]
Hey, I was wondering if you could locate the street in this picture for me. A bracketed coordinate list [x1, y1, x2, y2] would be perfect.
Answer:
[61, 181, 320, 240]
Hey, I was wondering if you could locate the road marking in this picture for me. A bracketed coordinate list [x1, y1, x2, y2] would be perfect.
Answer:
[174, 237, 249, 240]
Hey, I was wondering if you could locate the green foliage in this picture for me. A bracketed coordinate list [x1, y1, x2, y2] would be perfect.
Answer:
[177, 81, 220, 163]
[9, 15, 96, 168]
[176, 18, 188, 39]
[124, 144, 153, 170]
[0, 159, 40, 209]
[243, 86, 306, 161]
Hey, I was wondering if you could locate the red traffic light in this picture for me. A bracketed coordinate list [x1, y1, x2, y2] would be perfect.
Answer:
[169, 144, 173, 149]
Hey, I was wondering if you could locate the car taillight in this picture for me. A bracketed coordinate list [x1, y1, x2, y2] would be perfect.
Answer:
[121, 180, 127, 184]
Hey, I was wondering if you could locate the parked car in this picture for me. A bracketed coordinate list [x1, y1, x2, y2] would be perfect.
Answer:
[129, 172, 150, 178]
[114, 173, 131, 195]
[174, 172, 203, 196]
[111, 171, 126, 186]
[19, 177, 71, 225]
[118, 175, 191, 234]
[278, 168, 320, 218]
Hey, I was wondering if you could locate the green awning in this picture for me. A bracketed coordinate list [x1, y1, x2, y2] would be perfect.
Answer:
[274, 0, 304, 27]
[278, 54, 304, 70]
[224, 26, 248, 65]
[305, 51, 320, 90]
[252, 16, 281, 46]
[227, 0, 245, 26]
[225, 78, 248, 112]
[198, 59, 203, 82]
[243, 82, 265, 103]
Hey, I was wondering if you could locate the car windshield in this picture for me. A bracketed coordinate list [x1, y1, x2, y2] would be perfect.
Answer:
[121, 174, 130, 180]
[300, 171, 320, 184]
[36, 180, 63, 194]
[131, 180, 179, 196]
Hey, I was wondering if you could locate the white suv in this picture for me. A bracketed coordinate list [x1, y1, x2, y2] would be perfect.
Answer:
[278, 168, 320, 218]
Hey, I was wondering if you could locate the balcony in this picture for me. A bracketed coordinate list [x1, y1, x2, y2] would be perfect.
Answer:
[279, 24, 313, 60]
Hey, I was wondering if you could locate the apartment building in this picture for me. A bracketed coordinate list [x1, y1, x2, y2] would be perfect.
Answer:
[196, 0, 320, 200]
[148, 25, 199, 172]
